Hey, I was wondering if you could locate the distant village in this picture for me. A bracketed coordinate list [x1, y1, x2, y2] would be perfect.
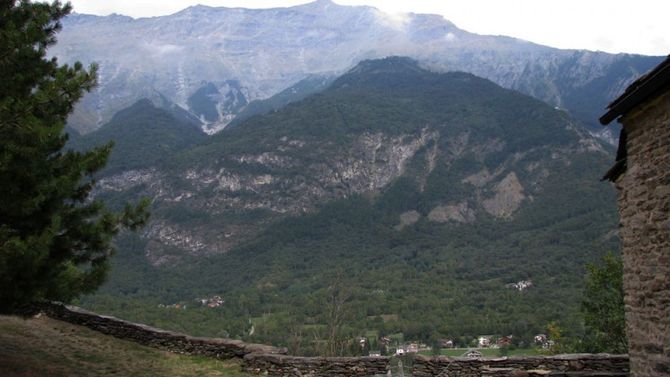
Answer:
[158, 295, 225, 310]
[361, 332, 552, 358]
[155, 290, 554, 358]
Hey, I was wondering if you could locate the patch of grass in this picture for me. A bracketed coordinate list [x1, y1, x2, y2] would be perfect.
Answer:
[507, 348, 542, 356]
[0, 315, 250, 377]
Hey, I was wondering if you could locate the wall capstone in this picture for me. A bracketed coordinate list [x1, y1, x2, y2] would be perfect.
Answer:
[412, 354, 629, 377]
[242, 353, 390, 377]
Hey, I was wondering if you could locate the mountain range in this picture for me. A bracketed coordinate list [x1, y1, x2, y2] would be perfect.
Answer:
[53, 0, 662, 142]
[77, 57, 620, 352]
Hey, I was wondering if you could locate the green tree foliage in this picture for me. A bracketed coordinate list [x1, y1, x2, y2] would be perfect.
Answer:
[580, 252, 627, 353]
[322, 271, 353, 357]
[544, 321, 570, 354]
[0, 0, 149, 312]
[77, 58, 618, 355]
[69, 99, 206, 175]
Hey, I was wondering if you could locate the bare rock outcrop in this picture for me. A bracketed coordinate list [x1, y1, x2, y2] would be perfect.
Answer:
[395, 210, 421, 230]
[483, 172, 525, 218]
[427, 201, 475, 223]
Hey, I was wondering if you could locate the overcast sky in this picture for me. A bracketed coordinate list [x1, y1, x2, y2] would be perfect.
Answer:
[68, 0, 669, 56]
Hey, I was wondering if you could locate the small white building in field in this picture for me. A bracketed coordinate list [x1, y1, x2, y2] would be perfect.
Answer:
[477, 335, 492, 348]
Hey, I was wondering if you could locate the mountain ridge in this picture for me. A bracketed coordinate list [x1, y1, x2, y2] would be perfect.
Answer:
[81, 58, 619, 350]
[69, 98, 206, 175]
[54, 1, 662, 139]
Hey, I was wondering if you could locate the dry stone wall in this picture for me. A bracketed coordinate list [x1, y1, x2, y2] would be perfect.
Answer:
[34, 302, 630, 377]
[34, 301, 286, 359]
[616, 89, 670, 377]
[412, 354, 629, 377]
[242, 353, 390, 377]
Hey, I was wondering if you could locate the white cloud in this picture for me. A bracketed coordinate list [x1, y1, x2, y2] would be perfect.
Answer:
[650, 36, 670, 57]
[372, 8, 412, 31]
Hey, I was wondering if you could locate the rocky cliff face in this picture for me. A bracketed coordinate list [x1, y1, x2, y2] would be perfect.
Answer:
[89, 58, 616, 266]
[102, 129, 437, 263]
[79, 58, 621, 345]
[54, 1, 661, 136]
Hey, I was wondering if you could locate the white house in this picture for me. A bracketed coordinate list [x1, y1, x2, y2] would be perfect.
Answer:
[477, 336, 492, 348]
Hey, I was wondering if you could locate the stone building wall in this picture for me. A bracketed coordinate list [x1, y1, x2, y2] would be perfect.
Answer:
[615, 89, 670, 377]
[412, 354, 629, 377]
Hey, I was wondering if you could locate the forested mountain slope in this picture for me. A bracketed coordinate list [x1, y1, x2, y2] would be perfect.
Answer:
[69, 99, 206, 175]
[79, 58, 619, 352]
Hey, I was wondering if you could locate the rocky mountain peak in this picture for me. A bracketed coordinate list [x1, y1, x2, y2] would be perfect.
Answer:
[180, 4, 211, 12]
[55, 1, 661, 140]
[304, 0, 336, 7]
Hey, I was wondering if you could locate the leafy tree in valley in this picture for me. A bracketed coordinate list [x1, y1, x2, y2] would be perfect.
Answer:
[0, 1, 148, 312]
[323, 271, 353, 356]
[545, 321, 569, 354]
[580, 252, 627, 353]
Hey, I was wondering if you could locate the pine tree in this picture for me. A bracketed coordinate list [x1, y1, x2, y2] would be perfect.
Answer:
[0, 1, 149, 312]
